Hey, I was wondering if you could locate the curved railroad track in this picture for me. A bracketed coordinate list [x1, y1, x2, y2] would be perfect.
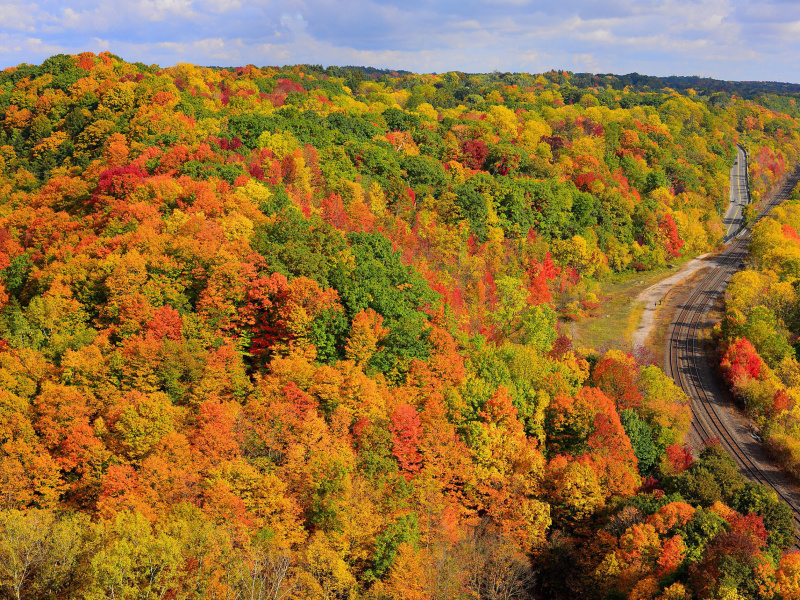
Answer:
[664, 166, 800, 548]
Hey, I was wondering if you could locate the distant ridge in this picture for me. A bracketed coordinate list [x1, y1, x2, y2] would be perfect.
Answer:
[580, 72, 800, 96]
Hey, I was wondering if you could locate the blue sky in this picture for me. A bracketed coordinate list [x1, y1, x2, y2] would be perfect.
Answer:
[2, 0, 800, 81]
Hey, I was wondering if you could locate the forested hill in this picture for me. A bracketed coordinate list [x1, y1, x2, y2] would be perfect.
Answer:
[270, 65, 800, 117]
[1, 51, 800, 599]
[570, 72, 800, 101]
[215, 64, 800, 108]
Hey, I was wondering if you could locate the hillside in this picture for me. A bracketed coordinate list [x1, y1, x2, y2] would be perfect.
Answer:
[1, 52, 800, 599]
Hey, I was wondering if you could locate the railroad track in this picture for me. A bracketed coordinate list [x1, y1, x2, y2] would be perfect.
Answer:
[664, 167, 800, 549]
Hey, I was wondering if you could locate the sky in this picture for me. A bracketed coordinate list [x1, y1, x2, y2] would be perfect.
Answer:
[1, 0, 800, 82]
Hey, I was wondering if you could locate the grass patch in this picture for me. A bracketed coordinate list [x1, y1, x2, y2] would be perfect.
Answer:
[627, 301, 646, 342]
[567, 260, 695, 352]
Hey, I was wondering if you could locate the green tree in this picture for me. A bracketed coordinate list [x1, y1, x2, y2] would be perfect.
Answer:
[733, 482, 795, 552]
[742, 306, 793, 368]
[678, 507, 726, 562]
[251, 207, 348, 288]
[366, 513, 418, 581]
[620, 409, 659, 475]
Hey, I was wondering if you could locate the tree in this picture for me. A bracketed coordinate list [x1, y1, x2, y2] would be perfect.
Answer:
[367, 513, 419, 581]
[2, 55, 796, 600]
[637, 365, 691, 447]
[0, 509, 87, 600]
[720, 337, 764, 386]
[647, 502, 695, 534]
[458, 529, 535, 600]
[344, 309, 387, 367]
[229, 532, 297, 600]
[678, 507, 725, 562]
[545, 455, 605, 521]
[241, 273, 345, 365]
[733, 482, 795, 551]
[302, 531, 357, 600]
[490, 276, 557, 352]
[389, 403, 423, 478]
[776, 552, 800, 599]
[620, 410, 659, 475]
[590, 350, 642, 411]
[329, 231, 438, 378]
[741, 306, 793, 368]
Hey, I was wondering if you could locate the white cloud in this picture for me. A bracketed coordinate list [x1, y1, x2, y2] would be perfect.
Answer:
[59, 6, 114, 31]
[0, 35, 66, 58]
[572, 52, 603, 73]
[197, 0, 242, 14]
[0, 2, 40, 32]
[0, 0, 796, 81]
[134, 0, 197, 22]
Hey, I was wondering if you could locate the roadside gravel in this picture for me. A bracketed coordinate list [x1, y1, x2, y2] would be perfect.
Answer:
[631, 253, 712, 349]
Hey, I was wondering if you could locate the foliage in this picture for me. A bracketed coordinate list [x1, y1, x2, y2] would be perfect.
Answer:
[0, 52, 797, 599]
[717, 191, 800, 483]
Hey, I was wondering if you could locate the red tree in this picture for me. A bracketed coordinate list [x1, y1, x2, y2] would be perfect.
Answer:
[460, 139, 489, 170]
[389, 403, 423, 478]
[659, 214, 684, 257]
[720, 337, 764, 386]
[590, 354, 643, 410]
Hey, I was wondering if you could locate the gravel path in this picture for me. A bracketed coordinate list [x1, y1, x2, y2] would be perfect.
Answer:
[630, 254, 712, 349]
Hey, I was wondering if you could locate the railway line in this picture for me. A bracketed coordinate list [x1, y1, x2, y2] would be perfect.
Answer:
[664, 166, 800, 548]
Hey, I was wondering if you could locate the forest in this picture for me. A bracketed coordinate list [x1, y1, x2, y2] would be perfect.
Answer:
[1, 51, 800, 599]
[716, 186, 800, 482]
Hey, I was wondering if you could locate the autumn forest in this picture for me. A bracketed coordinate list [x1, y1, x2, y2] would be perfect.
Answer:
[2, 52, 800, 599]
